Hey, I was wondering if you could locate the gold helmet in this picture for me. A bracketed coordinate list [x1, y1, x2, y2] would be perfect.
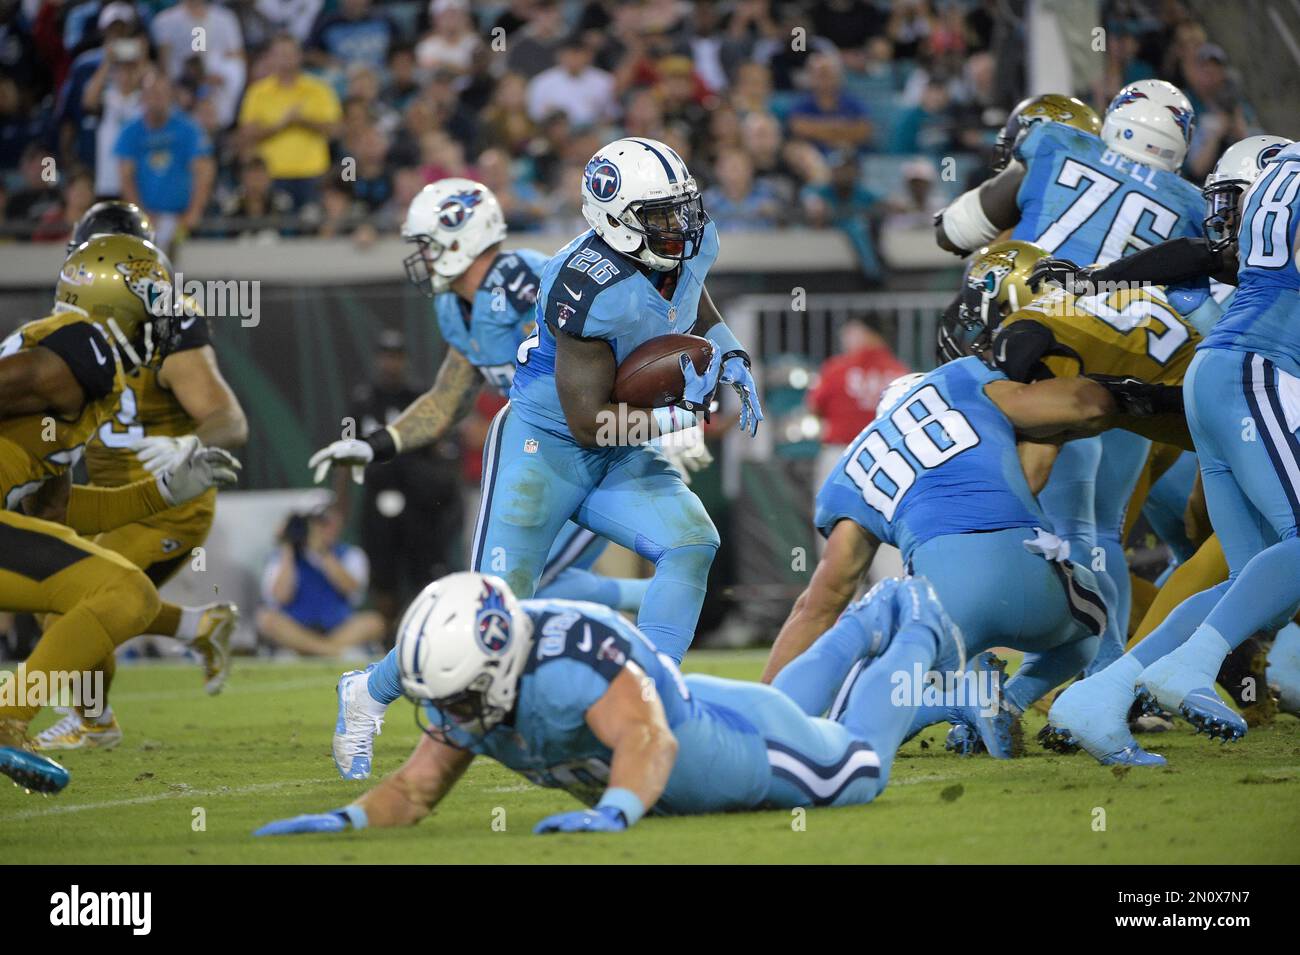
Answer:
[56, 234, 176, 371]
[993, 94, 1103, 171]
[938, 240, 1048, 363]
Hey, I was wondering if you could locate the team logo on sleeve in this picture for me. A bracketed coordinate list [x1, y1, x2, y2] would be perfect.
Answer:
[475, 581, 513, 655]
[437, 190, 484, 230]
[585, 157, 621, 201]
[555, 302, 576, 327]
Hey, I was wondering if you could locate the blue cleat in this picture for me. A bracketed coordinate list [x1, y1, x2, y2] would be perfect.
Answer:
[895, 576, 966, 675]
[333, 664, 386, 780]
[945, 653, 1023, 758]
[1267, 622, 1300, 718]
[1137, 652, 1247, 742]
[834, 577, 903, 662]
[0, 746, 70, 794]
[1041, 666, 1166, 766]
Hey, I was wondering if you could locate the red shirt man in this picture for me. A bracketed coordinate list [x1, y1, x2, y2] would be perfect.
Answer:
[808, 320, 910, 446]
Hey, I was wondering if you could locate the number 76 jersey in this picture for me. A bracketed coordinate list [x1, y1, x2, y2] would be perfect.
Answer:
[815, 357, 1043, 563]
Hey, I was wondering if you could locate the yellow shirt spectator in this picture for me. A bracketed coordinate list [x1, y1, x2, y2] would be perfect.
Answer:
[238, 72, 341, 180]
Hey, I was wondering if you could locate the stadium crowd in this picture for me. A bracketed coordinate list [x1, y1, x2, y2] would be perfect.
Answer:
[0, 0, 1258, 260]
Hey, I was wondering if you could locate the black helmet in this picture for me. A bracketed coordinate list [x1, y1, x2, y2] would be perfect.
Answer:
[67, 200, 156, 253]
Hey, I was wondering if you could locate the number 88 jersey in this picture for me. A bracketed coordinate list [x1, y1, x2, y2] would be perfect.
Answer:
[814, 357, 1043, 563]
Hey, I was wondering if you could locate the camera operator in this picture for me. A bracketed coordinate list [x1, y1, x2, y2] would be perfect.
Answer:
[256, 504, 385, 657]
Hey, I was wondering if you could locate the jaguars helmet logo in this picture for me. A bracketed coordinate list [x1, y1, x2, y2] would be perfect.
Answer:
[117, 257, 173, 317]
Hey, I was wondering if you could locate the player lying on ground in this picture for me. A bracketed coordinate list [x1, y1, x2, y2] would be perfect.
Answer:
[760, 357, 1177, 761]
[33, 202, 248, 754]
[0, 235, 241, 795]
[306, 178, 708, 779]
[256, 572, 961, 836]
[1043, 140, 1300, 762]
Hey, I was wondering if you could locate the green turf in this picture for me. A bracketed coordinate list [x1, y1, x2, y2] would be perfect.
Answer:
[3, 653, 1298, 864]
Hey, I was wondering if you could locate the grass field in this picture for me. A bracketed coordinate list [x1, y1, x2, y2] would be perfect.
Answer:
[4, 652, 1299, 864]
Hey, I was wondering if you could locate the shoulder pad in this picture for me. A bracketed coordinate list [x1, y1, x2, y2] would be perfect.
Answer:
[528, 609, 633, 683]
[485, 252, 542, 316]
[543, 240, 637, 339]
[35, 321, 117, 401]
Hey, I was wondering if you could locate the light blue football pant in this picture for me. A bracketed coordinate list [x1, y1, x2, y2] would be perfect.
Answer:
[365, 520, 651, 708]
[1131, 348, 1300, 671]
[1088, 428, 1151, 673]
[1144, 450, 1200, 570]
[472, 404, 718, 663]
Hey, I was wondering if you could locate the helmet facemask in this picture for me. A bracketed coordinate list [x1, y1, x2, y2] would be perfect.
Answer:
[403, 234, 455, 296]
[1203, 181, 1245, 253]
[620, 190, 709, 271]
[415, 671, 506, 747]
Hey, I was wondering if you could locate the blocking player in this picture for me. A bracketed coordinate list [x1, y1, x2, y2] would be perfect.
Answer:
[0, 235, 240, 794]
[33, 202, 249, 753]
[759, 357, 1140, 759]
[1046, 140, 1300, 759]
[255, 572, 960, 836]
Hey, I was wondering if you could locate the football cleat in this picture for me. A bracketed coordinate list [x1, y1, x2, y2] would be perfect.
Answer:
[1043, 670, 1166, 766]
[333, 665, 385, 780]
[945, 653, 1023, 758]
[1137, 652, 1247, 742]
[191, 602, 238, 695]
[0, 719, 70, 794]
[1266, 622, 1300, 718]
[33, 712, 123, 751]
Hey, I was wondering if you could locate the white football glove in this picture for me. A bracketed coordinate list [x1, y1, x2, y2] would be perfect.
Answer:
[141, 439, 242, 505]
[133, 435, 201, 476]
[308, 439, 373, 485]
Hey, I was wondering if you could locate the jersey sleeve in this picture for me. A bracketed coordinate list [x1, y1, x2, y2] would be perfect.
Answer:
[171, 313, 212, 353]
[542, 245, 639, 341]
[528, 613, 634, 730]
[990, 318, 1058, 382]
[35, 322, 117, 401]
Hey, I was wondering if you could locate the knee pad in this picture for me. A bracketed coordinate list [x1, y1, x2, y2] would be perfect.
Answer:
[652, 541, 718, 583]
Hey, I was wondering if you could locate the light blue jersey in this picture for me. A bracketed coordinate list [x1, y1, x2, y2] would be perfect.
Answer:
[432, 249, 547, 394]
[1012, 123, 1205, 266]
[426, 597, 893, 814]
[510, 222, 721, 434]
[815, 357, 1042, 563]
[1202, 142, 1300, 377]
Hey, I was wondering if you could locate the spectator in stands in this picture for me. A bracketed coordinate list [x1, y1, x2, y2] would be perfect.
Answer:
[729, 61, 774, 117]
[308, 0, 396, 73]
[526, 33, 618, 128]
[82, 26, 149, 198]
[219, 156, 296, 238]
[238, 32, 342, 210]
[0, 76, 42, 173]
[505, 0, 568, 78]
[33, 168, 95, 243]
[802, 155, 883, 281]
[116, 70, 216, 248]
[808, 315, 910, 494]
[415, 0, 481, 77]
[477, 147, 546, 231]
[344, 64, 399, 137]
[151, 0, 247, 129]
[883, 157, 944, 231]
[257, 503, 386, 657]
[787, 52, 874, 157]
[654, 55, 711, 135]
[342, 124, 394, 213]
[704, 149, 780, 231]
[479, 72, 538, 154]
[229, 0, 277, 59]
[890, 79, 957, 155]
[1184, 43, 1252, 181]
[743, 111, 800, 205]
[383, 45, 422, 112]
[256, 0, 325, 44]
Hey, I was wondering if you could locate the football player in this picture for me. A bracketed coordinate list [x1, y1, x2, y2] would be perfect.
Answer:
[256, 572, 959, 836]
[310, 179, 690, 779]
[759, 356, 1141, 759]
[0, 235, 239, 794]
[1046, 139, 1300, 759]
[32, 202, 249, 753]
[940, 239, 1197, 678]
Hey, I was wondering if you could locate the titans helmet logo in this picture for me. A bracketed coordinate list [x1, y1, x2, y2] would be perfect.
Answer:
[585, 157, 621, 202]
[475, 581, 512, 655]
[438, 190, 484, 230]
[1165, 105, 1194, 143]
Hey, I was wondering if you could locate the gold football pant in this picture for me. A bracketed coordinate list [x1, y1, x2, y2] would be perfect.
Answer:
[0, 509, 159, 723]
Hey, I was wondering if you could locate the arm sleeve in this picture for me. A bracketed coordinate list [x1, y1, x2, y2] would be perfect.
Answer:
[172, 315, 213, 353]
[65, 477, 170, 536]
[1089, 237, 1227, 288]
[35, 322, 116, 401]
[990, 320, 1058, 383]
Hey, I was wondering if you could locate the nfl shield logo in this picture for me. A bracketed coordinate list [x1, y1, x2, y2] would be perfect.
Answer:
[667, 306, 677, 326]
[524, 438, 539, 454]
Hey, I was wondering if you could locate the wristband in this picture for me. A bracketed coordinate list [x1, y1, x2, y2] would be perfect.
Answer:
[363, 426, 401, 463]
[339, 804, 369, 830]
[704, 324, 750, 368]
[597, 787, 645, 827]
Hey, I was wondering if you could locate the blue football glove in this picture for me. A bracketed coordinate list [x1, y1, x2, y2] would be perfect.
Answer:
[720, 356, 764, 436]
[253, 811, 350, 837]
[678, 345, 722, 414]
[533, 805, 629, 834]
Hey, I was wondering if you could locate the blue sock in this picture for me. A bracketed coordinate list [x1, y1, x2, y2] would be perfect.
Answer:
[1199, 537, 1300, 650]
[1004, 635, 1100, 712]
[536, 568, 623, 609]
[634, 542, 715, 663]
[613, 577, 652, 613]
[365, 648, 404, 707]
[1131, 581, 1230, 667]
[838, 624, 936, 782]
[773, 608, 881, 716]
[1085, 535, 1130, 674]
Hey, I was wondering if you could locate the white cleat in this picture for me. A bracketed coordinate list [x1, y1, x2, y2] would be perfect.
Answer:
[33, 712, 123, 751]
[192, 603, 238, 695]
[333, 665, 385, 780]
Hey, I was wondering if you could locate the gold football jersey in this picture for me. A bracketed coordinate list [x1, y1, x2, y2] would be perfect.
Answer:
[0, 312, 124, 510]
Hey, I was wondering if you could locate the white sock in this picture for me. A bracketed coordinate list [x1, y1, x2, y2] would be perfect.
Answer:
[176, 606, 206, 642]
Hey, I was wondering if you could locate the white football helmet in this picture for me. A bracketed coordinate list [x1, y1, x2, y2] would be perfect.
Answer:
[401, 178, 507, 296]
[581, 137, 709, 272]
[875, 372, 926, 419]
[1102, 79, 1195, 173]
[1203, 135, 1293, 250]
[396, 572, 534, 737]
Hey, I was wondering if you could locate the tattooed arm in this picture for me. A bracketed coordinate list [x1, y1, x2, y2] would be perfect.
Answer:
[387, 348, 484, 451]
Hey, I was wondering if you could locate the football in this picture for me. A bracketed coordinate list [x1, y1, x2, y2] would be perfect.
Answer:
[612, 333, 715, 407]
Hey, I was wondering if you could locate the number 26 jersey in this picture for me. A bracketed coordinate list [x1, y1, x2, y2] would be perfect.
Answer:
[814, 357, 1043, 563]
